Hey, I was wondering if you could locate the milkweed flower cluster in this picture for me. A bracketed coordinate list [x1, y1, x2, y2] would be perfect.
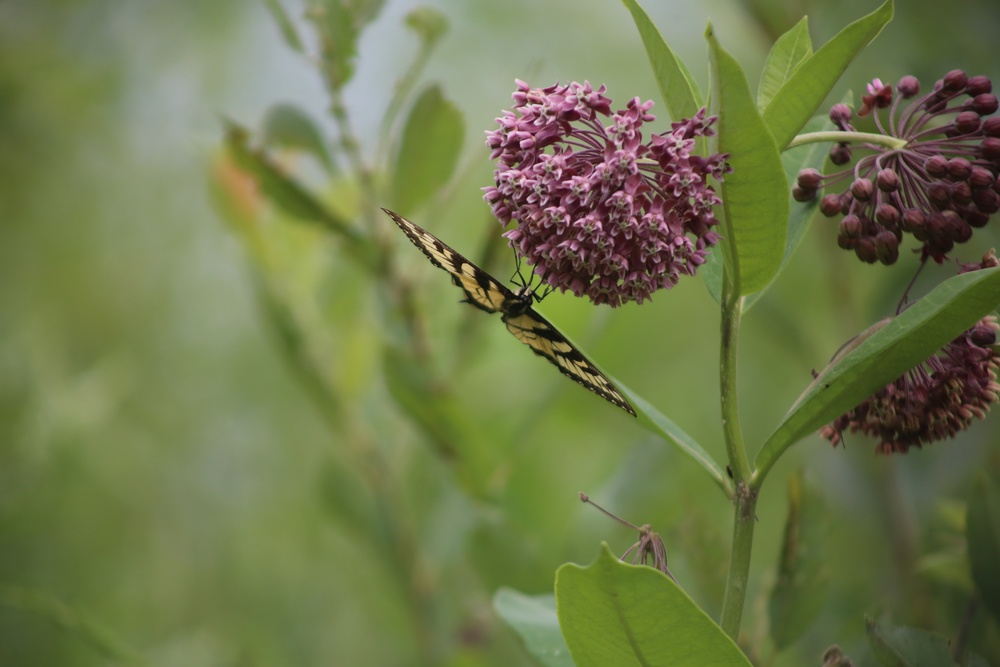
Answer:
[821, 252, 1000, 454]
[795, 70, 1000, 265]
[483, 80, 729, 307]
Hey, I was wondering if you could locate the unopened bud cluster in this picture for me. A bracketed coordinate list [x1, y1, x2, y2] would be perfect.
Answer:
[795, 71, 1000, 265]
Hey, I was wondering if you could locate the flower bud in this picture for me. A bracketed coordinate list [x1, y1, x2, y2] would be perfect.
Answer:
[850, 178, 874, 201]
[897, 75, 920, 98]
[876, 168, 899, 192]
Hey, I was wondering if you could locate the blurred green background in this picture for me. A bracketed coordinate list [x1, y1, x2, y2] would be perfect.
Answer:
[3, 1, 1000, 665]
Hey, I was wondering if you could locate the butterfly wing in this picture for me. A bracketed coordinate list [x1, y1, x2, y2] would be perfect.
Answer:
[384, 208, 636, 417]
[384, 208, 511, 313]
[503, 308, 636, 416]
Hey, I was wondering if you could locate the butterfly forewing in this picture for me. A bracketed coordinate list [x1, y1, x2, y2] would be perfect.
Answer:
[383, 208, 636, 416]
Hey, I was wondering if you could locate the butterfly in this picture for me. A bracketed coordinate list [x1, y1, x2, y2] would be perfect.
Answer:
[383, 208, 636, 416]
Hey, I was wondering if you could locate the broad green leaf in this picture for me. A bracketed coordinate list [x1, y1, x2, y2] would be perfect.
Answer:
[763, 0, 893, 150]
[620, 0, 702, 120]
[967, 475, 1000, 620]
[263, 0, 305, 54]
[757, 267, 1000, 478]
[556, 545, 751, 667]
[743, 112, 836, 311]
[390, 85, 464, 213]
[757, 17, 812, 111]
[262, 103, 335, 172]
[768, 470, 829, 650]
[616, 380, 730, 497]
[865, 618, 959, 667]
[707, 25, 787, 297]
[493, 589, 573, 667]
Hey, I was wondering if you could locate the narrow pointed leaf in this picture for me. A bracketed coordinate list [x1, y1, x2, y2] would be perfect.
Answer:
[707, 25, 787, 297]
[615, 380, 731, 497]
[263, 0, 305, 54]
[757, 17, 812, 110]
[494, 589, 573, 667]
[758, 267, 1000, 475]
[390, 85, 464, 212]
[556, 545, 751, 667]
[620, 0, 702, 119]
[763, 0, 893, 150]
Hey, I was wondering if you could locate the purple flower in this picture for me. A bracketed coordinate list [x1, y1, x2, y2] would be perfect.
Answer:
[821, 259, 1000, 455]
[483, 81, 728, 307]
[795, 70, 1000, 265]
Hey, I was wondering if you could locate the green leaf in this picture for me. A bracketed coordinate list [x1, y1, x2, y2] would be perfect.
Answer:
[556, 545, 751, 667]
[967, 475, 1000, 621]
[768, 470, 829, 650]
[262, 103, 335, 172]
[743, 112, 835, 311]
[494, 589, 574, 667]
[865, 618, 959, 667]
[757, 17, 812, 111]
[762, 0, 893, 150]
[616, 380, 731, 497]
[620, 0, 702, 120]
[757, 267, 1000, 477]
[390, 85, 464, 213]
[707, 24, 788, 297]
[263, 0, 305, 54]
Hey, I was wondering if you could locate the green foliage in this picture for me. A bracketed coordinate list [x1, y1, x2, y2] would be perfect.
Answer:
[967, 476, 1000, 621]
[555, 545, 751, 666]
[759, 267, 1000, 479]
[768, 471, 830, 649]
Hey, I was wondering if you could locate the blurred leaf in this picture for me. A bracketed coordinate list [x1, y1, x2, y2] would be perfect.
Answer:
[617, 380, 731, 497]
[222, 120, 377, 267]
[310, 0, 386, 89]
[707, 24, 787, 298]
[768, 470, 829, 650]
[556, 545, 751, 666]
[757, 17, 812, 110]
[762, 0, 894, 150]
[865, 618, 960, 667]
[620, 0, 702, 119]
[263, 0, 305, 54]
[968, 475, 1000, 620]
[390, 85, 464, 212]
[262, 103, 335, 172]
[493, 589, 573, 667]
[758, 267, 1000, 477]
[0, 586, 145, 665]
[404, 6, 448, 48]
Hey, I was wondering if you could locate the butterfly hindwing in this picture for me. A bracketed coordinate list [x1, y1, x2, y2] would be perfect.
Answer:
[502, 309, 636, 416]
[383, 208, 636, 416]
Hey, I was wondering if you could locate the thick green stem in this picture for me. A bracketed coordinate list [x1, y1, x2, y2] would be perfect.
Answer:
[719, 283, 755, 640]
[720, 482, 758, 639]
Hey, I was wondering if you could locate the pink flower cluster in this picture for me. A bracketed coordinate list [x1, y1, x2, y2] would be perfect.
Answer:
[484, 81, 728, 307]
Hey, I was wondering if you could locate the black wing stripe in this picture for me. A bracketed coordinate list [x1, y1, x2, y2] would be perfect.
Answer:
[383, 208, 636, 416]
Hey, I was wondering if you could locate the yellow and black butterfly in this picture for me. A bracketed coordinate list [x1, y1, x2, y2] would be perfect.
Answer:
[383, 208, 636, 416]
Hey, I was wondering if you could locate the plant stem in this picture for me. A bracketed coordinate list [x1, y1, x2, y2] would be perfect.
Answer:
[718, 282, 755, 640]
[786, 130, 907, 151]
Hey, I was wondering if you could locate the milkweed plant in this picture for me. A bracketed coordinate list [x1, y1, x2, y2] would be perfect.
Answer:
[213, 0, 1000, 665]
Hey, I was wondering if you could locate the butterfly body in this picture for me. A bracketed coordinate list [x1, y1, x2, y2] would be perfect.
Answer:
[384, 208, 635, 416]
